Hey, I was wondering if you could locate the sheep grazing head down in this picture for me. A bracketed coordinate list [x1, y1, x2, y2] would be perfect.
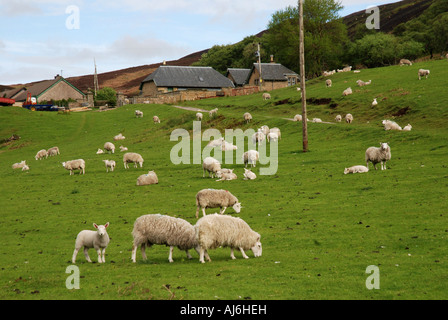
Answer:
[251, 237, 263, 258]
[232, 202, 242, 213]
[94, 222, 109, 237]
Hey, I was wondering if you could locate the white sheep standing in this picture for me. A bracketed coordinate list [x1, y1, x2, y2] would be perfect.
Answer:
[62, 159, 85, 175]
[196, 112, 203, 121]
[403, 124, 413, 131]
[344, 165, 369, 175]
[326, 79, 332, 87]
[260, 125, 270, 136]
[335, 115, 342, 122]
[47, 147, 60, 157]
[372, 98, 378, 107]
[267, 132, 279, 142]
[131, 214, 208, 263]
[418, 69, 430, 80]
[252, 130, 266, 146]
[195, 213, 262, 263]
[345, 114, 354, 124]
[244, 112, 252, 124]
[243, 150, 259, 168]
[202, 157, 221, 178]
[262, 93, 271, 100]
[400, 59, 413, 66]
[104, 142, 115, 154]
[136, 171, 159, 186]
[382, 120, 402, 131]
[343, 87, 353, 96]
[366, 143, 391, 171]
[123, 152, 144, 169]
[135, 110, 144, 118]
[35, 149, 48, 160]
[103, 160, 116, 173]
[293, 114, 302, 122]
[12, 160, 27, 170]
[243, 168, 257, 180]
[270, 127, 281, 140]
[153, 116, 161, 124]
[195, 188, 241, 218]
[72, 222, 110, 264]
[209, 108, 218, 118]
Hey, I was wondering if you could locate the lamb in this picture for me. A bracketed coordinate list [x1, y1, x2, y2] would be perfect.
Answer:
[244, 112, 252, 124]
[209, 108, 218, 118]
[207, 138, 224, 148]
[335, 115, 342, 122]
[372, 98, 378, 107]
[72, 222, 110, 264]
[344, 165, 369, 175]
[252, 130, 265, 146]
[123, 152, 144, 169]
[202, 157, 221, 178]
[366, 143, 391, 171]
[343, 87, 353, 96]
[400, 59, 413, 66]
[12, 160, 27, 170]
[35, 149, 48, 160]
[102, 160, 116, 173]
[260, 125, 270, 136]
[221, 140, 238, 151]
[96, 149, 104, 155]
[382, 120, 402, 131]
[270, 127, 281, 140]
[357, 80, 372, 87]
[195, 189, 241, 218]
[131, 214, 207, 263]
[403, 124, 413, 131]
[267, 132, 279, 142]
[326, 79, 332, 87]
[195, 214, 262, 263]
[47, 147, 60, 157]
[243, 168, 257, 180]
[196, 112, 203, 121]
[114, 133, 125, 141]
[104, 142, 115, 154]
[216, 172, 237, 181]
[243, 150, 259, 168]
[312, 118, 323, 123]
[62, 159, 85, 175]
[135, 110, 144, 118]
[22, 165, 30, 171]
[136, 171, 159, 186]
[345, 114, 354, 124]
[153, 116, 161, 124]
[418, 69, 430, 80]
[262, 93, 271, 100]
[343, 66, 352, 72]
[119, 145, 128, 152]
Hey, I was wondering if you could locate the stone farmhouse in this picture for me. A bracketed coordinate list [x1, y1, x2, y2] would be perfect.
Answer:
[245, 62, 299, 91]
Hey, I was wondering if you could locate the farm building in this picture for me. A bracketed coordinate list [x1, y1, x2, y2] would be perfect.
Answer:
[226, 68, 251, 87]
[0, 75, 86, 104]
[246, 62, 299, 91]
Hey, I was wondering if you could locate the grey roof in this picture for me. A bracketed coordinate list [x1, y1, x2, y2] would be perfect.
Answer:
[140, 66, 235, 90]
[252, 63, 298, 81]
[226, 68, 251, 86]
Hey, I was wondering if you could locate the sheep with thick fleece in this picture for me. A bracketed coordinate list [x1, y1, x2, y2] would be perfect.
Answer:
[270, 127, 281, 140]
[267, 132, 279, 142]
[131, 214, 208, 263]
[35, 149, 48, 160]
[335, 115, 342, 122]
[313, 118, 323, 123]
[12, 160, 27, 170]
[72, 222, 110, 264]
[202, 157, 221, 178]
[343, 87, 353, 96]
[403, 124, 413, 131]
[62, 159, 85, 175]
[104, 142, 115, 154]
[294, 114, 302, 122]
[209, 108, 218, 118]
[243, 168, 257, 180]
[103, 160, 116, 173]
[344, 165, 369, 175]
[243, 150, 259, 168]
[372, 98, 378, 107]
[216, 172, 237, 181]
[346, 114, 354, 124]
[123, 152, 144, 169]
[326, 79, 332, 87]
[153, 116, 161, 124]
[366, 143, 391, 171]
[196, 112, 203, 121]
[195, 214, 262, 263]
[136, 171, 159, 186]
[114, 133, 125, 141]
[382, 120, 402, 131]
[47, 146, 60, 157]
[252, 130, 265, 146]
[357, 80, 372, 87]
[418, 69, 430, 80]
[244, 112, 252, 123]
[262, 93, 271, 100]
[96, 149, 104, 155]
[400, 59, 413, 66]
[195, 189, 241, 218]
[260, 125, 270, 136]
[135, 110, 143, 118]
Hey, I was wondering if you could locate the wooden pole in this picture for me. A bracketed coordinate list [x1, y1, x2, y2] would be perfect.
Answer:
[299, 0, 308, 152]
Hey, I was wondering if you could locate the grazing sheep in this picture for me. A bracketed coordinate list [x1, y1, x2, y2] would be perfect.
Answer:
[243, 168, 257, 180]
[403, 124, 413, 131]
[195, 189, 241, 218]
[343, 66, 352, 72]
[344, 165, 369, 175]
[35, 149, 48, 160]
[252, 130, 266, 146]
[96, 149, 104, 155]
[209, 108, 218, 118]
[312, 118, 323, 123]
[104, 142, 115, 154]
[243, 150, 259, 168]
[216, 172, 237, 181]
[335, 115, 342, 122]
[153, 116, 161, 124]
[62, 159, 85, 175]
[135, 110, 143, 118]
[326, 79, 332, 87]
[202, 157, 221, 178]
[418, 69, 430, 80]
[270, 127, 281, 140]
[47, 147, 60, 157]
[72, 222, 110, 264]
[114, 133, 125, 141]
[343, 87, 353, 96]
[102, 160, 116, 173]
[366, 143, 391, 171]
[123, 152, 144, 169]
[244, 112, 252, 124]
[12, 160, 27, 170]
[267, 132, 279, 142]
[260, 125, 270, 136]
[119, 145, 128, 152]
[357, 80, 372, 87]
[293, 114, 303, 122]
[196, 112, 203, 121]
[195, 214, 262, 263]
[345, 114, 354, 124]
[372, 98, 378, 107]
[400, 59, 413, 66]
[136, 171, 159, 186]
[131, 214, 207, 263]
[382, 120, 402, 131]
[262, 93, 271, 100]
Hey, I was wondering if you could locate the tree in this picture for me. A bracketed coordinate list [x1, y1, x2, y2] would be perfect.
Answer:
[95, 87, 117, 107]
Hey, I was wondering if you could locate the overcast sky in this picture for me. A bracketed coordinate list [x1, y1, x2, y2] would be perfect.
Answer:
[0, 0, 401, 85]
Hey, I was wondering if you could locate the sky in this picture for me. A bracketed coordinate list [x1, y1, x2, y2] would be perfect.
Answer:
[0, 0, 402, 85]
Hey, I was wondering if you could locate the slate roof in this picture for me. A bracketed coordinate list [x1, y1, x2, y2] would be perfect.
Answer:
[140, 66, 235, 90]
[252, 63, 299, 81]
[226, 68, 251, 86]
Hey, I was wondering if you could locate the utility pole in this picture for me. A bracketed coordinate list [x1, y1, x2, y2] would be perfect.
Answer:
[257, 43, 263, 91]
[94, 58, 99, 97]
[299, 0, 308, 152]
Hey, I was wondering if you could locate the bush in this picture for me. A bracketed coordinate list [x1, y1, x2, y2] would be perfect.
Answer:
[95, 87, 117, 107]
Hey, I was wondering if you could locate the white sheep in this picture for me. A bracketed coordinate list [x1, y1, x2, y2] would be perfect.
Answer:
[209, 108, 218, 118]
[216, 172, 237, 182]
[114, 133, 126, 141]
[270, 127, 281, 140]
[72, 222, 110, 264]
[267, 132, 279, 142]
[22, 164, 30, 171]
[335, 115, 342, 122]
[293, 114, 303, 122]
[326, 79, 332, 87]
[400, 59, 413, 66]
[372, 98, 378, 107]
[62, 159, 85, 175]
[104, 142, 115, 154]
[260, 125, 270, 136]
[343, 66, 352, 72]
[103, 160, 116, 173]
[131, 214, 208, 263]
[195, 189, 241, 218]
[35, 149, 48, 160]
[119, 145, 128, 152]
[357, 80, 372, 87]
[47, 147, 60, 157]
[153, 116, 161, 124]
[345, 114, 354, 124]
[262, 93, 271, 100]
[196, 112, 203, 121]
[252, 130, 265, 146]
[344, 165, 369, 175]
[243, 150, 259, 168]
[418, 69, 430, 80]
[244, 112, 252, 124]
[123, 152, 144, 169]
[136, 171, 159, 186]
[135, 110, 144, 118]
[207, 138, 224, 148]
[243, 168, 257, 180]
[343, 87, 353, 96]
[96, 149, 104, 155]
[382, 120, 402, 131]
[12, 160, 27, 170]
[195, 214, 262, 263]
[366, 143, 391, 171]
[202, 157, 221, 178]
[312, 118, 323, 123]
[403, 124, 413, 131]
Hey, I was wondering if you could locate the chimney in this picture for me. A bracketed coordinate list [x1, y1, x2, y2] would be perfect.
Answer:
[163, 60, 166, 65]
[270, 55, 274, 63]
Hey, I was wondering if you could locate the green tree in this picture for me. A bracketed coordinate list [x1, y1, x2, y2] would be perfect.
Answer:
[95, 87, 117, 107]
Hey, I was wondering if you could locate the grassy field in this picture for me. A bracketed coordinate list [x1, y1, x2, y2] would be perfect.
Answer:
[0, 59, 447, 300]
